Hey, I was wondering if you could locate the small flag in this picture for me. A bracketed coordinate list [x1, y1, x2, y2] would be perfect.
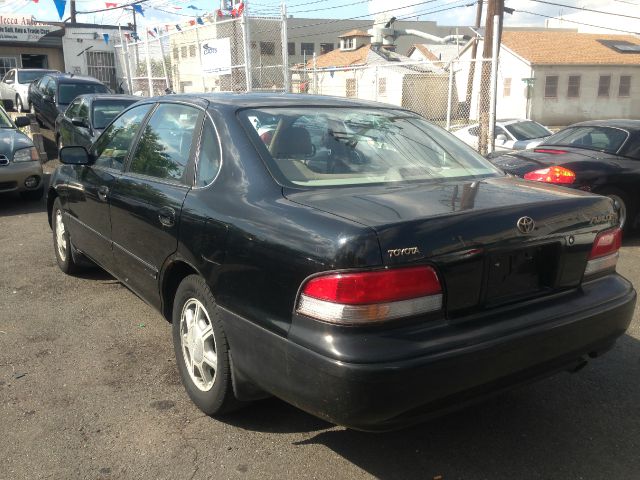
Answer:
[105, 2, 117, 7]
[172, 6, 182, 9]
[131, 32, 139, 40]
[153, 27, 158, 34]
[188, 19, 195, 26]
[133, 4, 144, 16]
[216, 9, 222, 17]
[53, 0, 67, 19]
[102, 33, 109, 45]
[196, 17, 204, 25]
[124, 32, 131, 40]
[175, 24, 182, 31]
[187, 5, 198, 9]
[32, 0, 39, 3]
[147, 29, 155, 38]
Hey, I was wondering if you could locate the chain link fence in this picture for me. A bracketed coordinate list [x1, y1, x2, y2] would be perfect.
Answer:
[114, 18, 498, 153]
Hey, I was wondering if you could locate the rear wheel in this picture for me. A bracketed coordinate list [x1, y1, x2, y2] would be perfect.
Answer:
[599, 187, 635, 232]
[172, 274, 241, 416]
[15, 96, 23, 113]
[52, 198, 80, 274]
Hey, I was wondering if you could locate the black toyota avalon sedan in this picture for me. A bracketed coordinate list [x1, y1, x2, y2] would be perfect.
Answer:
[47, 94, 635, 430]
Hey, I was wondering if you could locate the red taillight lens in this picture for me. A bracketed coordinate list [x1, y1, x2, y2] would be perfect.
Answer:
[589, 227, 622, 260]
[524, 166, 576, 184]
[297, 266, 443, 324]
[584, 227, 622, 277]
[533, 148, 568, 154]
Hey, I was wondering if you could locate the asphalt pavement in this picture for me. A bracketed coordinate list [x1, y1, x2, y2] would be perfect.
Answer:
[1, 166, 640, 479]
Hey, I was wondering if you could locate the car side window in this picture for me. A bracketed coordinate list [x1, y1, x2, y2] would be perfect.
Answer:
[77, 99, 89, 120]
[92, 104, 152, 171]
[128, 103, 201, 184]
[43, 78, 55, 96]
[66, 98, 82, 118]
[196, 118, 221, 187]
[4, 70, 14, 83]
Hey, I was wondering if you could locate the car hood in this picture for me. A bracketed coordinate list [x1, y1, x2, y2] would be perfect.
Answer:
[0, 128, 34, 158]
[490, 146, 621, 177]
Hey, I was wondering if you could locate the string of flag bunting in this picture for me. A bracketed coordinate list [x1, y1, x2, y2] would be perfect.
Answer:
[49, 0, 246, 42]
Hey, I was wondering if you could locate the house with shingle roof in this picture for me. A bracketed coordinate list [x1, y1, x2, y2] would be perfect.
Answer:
[468, 31, 640, 125]
[294, 30, 453, 120]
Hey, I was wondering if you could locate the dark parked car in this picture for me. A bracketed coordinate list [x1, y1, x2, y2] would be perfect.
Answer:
[491, 120, 640, 231]
[47, 94, 635, 431]
[55, 94, 139, 151]
[28, 73, 110, 130]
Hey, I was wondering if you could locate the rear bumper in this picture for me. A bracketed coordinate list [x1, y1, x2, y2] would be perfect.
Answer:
[222, 274, 635, 431]
[0, 161, 43, 193]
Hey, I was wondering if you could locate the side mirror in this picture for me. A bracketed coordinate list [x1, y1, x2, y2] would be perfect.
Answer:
[5, 79, 13, 85]
[59, 146, 91, 165]
[71, 117, 89, 128]
[14, 116, 30, 128]
[495, 133, 508, 145]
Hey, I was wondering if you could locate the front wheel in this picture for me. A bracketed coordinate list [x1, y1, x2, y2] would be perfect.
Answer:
[172, 275, 241, 416]
[52, 198, 80, 274]
[15, 96, 23, 113]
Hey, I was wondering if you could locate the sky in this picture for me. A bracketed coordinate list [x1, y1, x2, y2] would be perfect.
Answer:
[0, 0, 637, 34]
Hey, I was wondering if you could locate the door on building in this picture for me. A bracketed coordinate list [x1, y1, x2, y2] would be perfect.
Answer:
[21, 54, 48, 69]
[86, 51, 117, 90]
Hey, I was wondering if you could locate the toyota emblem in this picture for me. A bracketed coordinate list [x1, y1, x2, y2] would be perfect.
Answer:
[517, 216, 535, 234]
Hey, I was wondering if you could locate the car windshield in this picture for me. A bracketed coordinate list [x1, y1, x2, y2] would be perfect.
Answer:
[542, 126, 629, 154]
[0, 108, 13, 128]
[58, 83, 109, 105]
[240, 107, 501, 188]
[504, 121, 552, 141]
[92, 99, 138, 129]
[17, 70, 53, 84]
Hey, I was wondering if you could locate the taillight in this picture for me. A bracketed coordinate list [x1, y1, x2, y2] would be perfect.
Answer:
[524, 166, 576, 184]
[296, 266, 443, 324]
[533, 148, 568, 154]
[584, 227, 622, 277]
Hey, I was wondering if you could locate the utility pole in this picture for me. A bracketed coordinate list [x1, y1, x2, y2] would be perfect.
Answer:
[70, 0, 77, 23]
[478, 0, 504, 156]
[464, 0, 482, 120]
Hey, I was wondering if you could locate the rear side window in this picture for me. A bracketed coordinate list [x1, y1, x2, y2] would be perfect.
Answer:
[65, 98, 82, 118]
[58, 82, 109, 105]
[128, 103, 201, 183]
[196, 119, 221, 187]
[93, 104, 152, 170]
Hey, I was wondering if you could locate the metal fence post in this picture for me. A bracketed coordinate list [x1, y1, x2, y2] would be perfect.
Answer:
[241, 12, 252, 91]
[312, 53, 317, 94]
[374, 65, 378, 101]
[119, 26, 133, 94]
[488, 14, 499, 154]
[281, 3, 290, 93]
[446, 64, 454, 130]
[157, 35, 171, 91]
[144, 30, 154, 96]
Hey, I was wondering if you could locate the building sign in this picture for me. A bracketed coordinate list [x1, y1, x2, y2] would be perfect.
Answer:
[0, 15, 61, 43]
[201, 37, 232, 75]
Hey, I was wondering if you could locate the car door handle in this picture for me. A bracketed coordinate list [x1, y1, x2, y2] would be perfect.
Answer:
[97, 185, 109, 202]
[158, 207, 176, 227]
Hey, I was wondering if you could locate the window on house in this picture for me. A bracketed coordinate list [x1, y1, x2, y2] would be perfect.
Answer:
[619, 75, 631, 97]
[344, 38, 354, 49]
[598, 75, 611, 97]
[301, 43, 314, 56]
[346, 78, 356, 98]
[544, 76, 558, 98]
[260, 41, 275, 56]
[181, 46, 187, 58]
[0, 57, 17, 79]
[378, 77, 386, 95]
[173, 47, 179, 59]
[567, 75, 580, 98]
[189, 45, 196, 57]
[288, 42, 295, 56]
[503, 78, 511, 97]
[320, 43, 334, 55]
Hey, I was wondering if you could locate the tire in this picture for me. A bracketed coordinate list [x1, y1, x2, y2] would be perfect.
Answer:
[20, 187, 43, 201]
[599, 187, 635, 233]
[172, 274, 241, 416]
[52, 198, 80, 274]
[15, 96, 23, 113]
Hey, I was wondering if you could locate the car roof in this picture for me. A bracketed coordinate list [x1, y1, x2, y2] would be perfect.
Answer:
[45, 73, 105, 85]
[139, 92, 412, 110]
[15, 68, 58, 72]
[563, 119, 640, 131]
[75, 94, 140, 102]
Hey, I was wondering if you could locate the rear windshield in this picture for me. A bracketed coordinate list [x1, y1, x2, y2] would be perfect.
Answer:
[17, 70, 54, 84]
[504, 121, 551, 141]
[542, 126, 629, 153]
[240, 107, 501, 188]
[58, 83, 109, 105]
[92, 99, 138, 129]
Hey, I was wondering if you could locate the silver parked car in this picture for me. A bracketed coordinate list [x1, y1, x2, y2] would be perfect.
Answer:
[454, 119, 552, 152]
[0, 107, 43, 200]
[0, 68, 58, 112]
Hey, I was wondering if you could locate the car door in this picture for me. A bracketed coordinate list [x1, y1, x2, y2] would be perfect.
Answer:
[58, 97, 81, 148]
[74, 98, 93, 149]
[108, 102, 202, 305]
[42, 78, 58, 127]
[63, 103, 153, 269]
[0, 70, 14, 102]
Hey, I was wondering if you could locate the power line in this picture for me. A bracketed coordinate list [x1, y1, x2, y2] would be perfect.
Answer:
[527, 0, 640, 21]
[77, 0, 148, 14]
[514, 9, 640, 34]
[289, 0, 372, 14]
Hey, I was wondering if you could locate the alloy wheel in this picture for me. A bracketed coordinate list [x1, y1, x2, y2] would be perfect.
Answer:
[55, 209, 67, 261]
[180, 298, 218, 392]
